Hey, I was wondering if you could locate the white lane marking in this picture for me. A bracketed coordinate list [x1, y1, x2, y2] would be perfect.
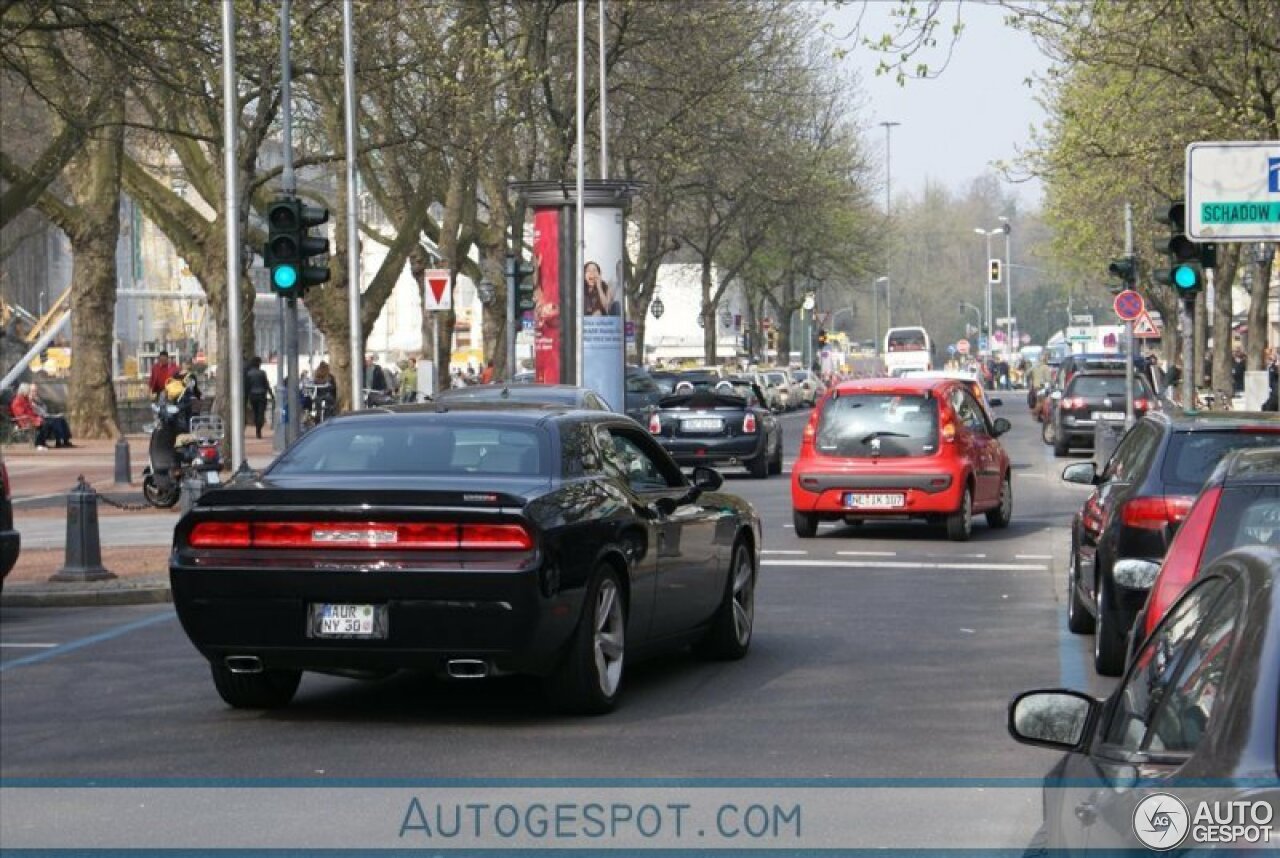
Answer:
[930, 552, 986, 558]
[0, 643, 59, 649]
[761, 550, 808, 555]
[783, 524, 794, 529]
[836, 550, 897, 557]
[1016, 554, 1054, 560]
[1017, 472, 1046, 479]
[763, 559, 1050, 572]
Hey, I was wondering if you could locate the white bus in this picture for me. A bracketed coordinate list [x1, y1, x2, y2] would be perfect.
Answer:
[883, 327, 933, 376]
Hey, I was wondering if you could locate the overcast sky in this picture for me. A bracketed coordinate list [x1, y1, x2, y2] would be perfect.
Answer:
[826, 1, 1053, 207]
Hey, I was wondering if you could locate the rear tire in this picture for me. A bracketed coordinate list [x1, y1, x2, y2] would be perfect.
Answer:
[209, 663, 301, 709]
[546, 566, 626, 714]
[1041, 420, 1057, 445]
[694, 540, 755, 660]
[142, 474, 180, 509]
[793, 510, 817, 538]
[1053, 434, 1070, 458]
[768, 436, 784, 475]
[747, 451, 769, 479]
[945, 487, 972, 542]
[985, 473, 1012, 528]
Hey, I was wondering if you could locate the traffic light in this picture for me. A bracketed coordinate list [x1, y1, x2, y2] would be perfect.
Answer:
[1152, 201, 1202, 299]
[514, 257, 536, 312]
[817, 328, 828, 347]
[988, 259, 1002, 284]
[264, 196, 330, 298]
[1106, 256, 1136, 293]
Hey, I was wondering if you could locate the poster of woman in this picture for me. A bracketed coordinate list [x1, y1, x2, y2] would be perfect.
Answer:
[583, 260, 621, 316]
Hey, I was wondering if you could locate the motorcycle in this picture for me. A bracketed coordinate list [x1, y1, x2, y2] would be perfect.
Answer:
[142, 395, 224, 508]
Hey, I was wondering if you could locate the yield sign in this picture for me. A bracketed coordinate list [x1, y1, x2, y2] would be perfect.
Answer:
[1113, 289, 1144, 322]
[423, 268, 451, 311]
[1132, 311, 1161, 338]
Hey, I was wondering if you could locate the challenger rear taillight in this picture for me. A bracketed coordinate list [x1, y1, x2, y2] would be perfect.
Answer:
[743, 413, 757, 433]
[187, 521, 533, 551]
[648, 412, 661, 434]
[1120, 495, 1194, 530]
[1142, 486, 1222, 640]
[189, 521, 251, 548]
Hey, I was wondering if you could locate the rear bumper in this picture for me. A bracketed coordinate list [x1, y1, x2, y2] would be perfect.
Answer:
[0, 529, 18, 578]
[791, 469, 962, 516]
[660, 435, 768, 465]
[169, 563, 581, 677]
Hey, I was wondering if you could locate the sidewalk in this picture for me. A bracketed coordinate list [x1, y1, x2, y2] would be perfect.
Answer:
[2, 430, 280, 607]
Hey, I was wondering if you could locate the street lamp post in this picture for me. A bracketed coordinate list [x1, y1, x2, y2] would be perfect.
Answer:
[873, 275, 888, 371]
[880, 121, 900, 328]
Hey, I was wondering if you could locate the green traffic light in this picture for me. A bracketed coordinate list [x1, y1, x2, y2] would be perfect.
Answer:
[1173, 264, 1197, 289]
[273, 264, 299, 289]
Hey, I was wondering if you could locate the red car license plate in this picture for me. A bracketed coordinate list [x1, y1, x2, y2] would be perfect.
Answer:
[844, 492, 906, 509]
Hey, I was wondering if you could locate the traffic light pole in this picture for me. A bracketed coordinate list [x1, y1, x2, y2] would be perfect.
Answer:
[1182, 299, 1195, 408]
[285, 298, 300, 443]
[279, 0, 298, 441]
[505, 252, 516, 383]
[221, 0, 246, 471]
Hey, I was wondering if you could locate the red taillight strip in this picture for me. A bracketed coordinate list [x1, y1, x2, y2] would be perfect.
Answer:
[187, 521, 533, 551]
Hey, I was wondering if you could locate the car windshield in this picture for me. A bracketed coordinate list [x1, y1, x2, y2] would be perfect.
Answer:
[1204, 485, 1280, 558]
[766, 372, 787, 385]
[1068, 375, 1151, 398]
[815, 393, 938, 458]
[792, 370, 809, 381]
[1162, 430, 1280, 492]
[269, 421, 548, 477]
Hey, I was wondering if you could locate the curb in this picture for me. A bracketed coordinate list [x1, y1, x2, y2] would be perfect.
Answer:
[0, 578, 171, 608]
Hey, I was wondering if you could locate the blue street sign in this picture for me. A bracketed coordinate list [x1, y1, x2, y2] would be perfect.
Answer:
[946, 344, 957, 356]
[978, 336, 989, 351]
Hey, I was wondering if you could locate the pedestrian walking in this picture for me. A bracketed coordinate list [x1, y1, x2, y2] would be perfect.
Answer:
[399, 358, 418, 403]
[148, 350, 177, 400]
[244, 356, 274, 439]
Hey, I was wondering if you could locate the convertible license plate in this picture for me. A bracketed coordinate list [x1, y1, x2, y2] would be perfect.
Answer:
[844, 492, 906, 509]
[309, 603, 384, 638]
[1092, 411, 1125, 421]
[681, 417, 723, 432]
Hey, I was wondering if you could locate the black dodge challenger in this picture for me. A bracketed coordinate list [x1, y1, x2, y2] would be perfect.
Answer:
[170, 403, 761, 714]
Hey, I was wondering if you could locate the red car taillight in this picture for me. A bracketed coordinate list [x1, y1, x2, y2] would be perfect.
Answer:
[1134, 398, 1150, 411]
[188, 521, 533, 551]
[802, 412, 818, 445]
[1142, 486, 1222, 640]
[743, 413, 757, 433]
[1120, 495, 1194, 530]
[648, 413, 661, 434]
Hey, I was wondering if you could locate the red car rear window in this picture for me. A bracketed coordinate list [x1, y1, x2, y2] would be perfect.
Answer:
[814, 394, 938, 458]
[1162, 431, 1280, 492]
[1202, 485, 1280, 559]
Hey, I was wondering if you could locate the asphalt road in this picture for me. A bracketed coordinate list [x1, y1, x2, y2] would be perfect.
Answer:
[1, 399, 1115, 788]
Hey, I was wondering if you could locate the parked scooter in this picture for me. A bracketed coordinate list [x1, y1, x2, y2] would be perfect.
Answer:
[142, 379, 223, 508]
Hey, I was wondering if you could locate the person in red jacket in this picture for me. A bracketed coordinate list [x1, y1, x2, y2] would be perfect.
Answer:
[9, 383, 71, 449]
[148, 351, 177, 399]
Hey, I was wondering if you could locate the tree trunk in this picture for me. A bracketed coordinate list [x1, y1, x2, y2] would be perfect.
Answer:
[700, 258, 716, 363]
[776, 308, 794, 363]
[477, 171, 510, 378]
[63, 92, 125, 439]
[1210, 245, 1239, 402]
[1247, 245, 1275, 370]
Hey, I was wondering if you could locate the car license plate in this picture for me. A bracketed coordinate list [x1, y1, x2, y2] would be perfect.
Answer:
[681, 417, 723, 432]
[203, 470, 220, 485]
[1092, 411, 1125, 421]
[844, 492, 906, 509]
[310, 603, 382, 638]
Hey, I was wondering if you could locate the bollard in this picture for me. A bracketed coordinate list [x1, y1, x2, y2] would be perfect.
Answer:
[50, 476, 117, 582]
[113, 436, 132, 484]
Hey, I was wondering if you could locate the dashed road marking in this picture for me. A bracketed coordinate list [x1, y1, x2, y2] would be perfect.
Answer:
[761, 550, 808, 555]
[836, 550, 898, 557]
[1016, 554, 1054, 560]
[0, 643, 59, 649]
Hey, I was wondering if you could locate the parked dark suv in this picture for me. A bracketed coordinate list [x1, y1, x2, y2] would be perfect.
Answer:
[1, 457, 18, 590]
[1060, 409, 1280, 674]
[1051, 371, 1156, 457]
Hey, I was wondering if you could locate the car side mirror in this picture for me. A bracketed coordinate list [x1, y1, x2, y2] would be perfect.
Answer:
[991, 417, 1011, 436]
[691, 465, 723, 492]
[1061, 462, 1098, 485]
[1008, 689, 1097, 752]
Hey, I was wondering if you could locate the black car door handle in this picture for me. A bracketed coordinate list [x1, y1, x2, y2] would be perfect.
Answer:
[1074, 801, 1097, 825]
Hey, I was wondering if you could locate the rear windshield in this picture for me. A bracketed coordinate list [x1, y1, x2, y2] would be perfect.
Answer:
[1162, 431, 1280, 492]
[1204, 485, 1280, 558]
[1068, 375, 1152, 398]
[888, 331, 927, 351]
[815, 394, 938, 458]
[270, 422, 548, 477]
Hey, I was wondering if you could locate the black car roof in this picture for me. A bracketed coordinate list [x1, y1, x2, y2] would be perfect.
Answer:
[333, 401, 595, 426]
[1147, 409, 1280, 432]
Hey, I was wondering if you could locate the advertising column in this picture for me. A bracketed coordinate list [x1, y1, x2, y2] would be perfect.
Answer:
[581, 206, 626, 411]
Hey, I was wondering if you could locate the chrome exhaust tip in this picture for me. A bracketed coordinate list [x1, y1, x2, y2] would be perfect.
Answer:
[224, 655, 263, 674]
[445, 659, 489, 679]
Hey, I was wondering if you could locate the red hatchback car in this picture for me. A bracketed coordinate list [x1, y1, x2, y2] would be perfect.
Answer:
[791, 378, 1013, 541]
